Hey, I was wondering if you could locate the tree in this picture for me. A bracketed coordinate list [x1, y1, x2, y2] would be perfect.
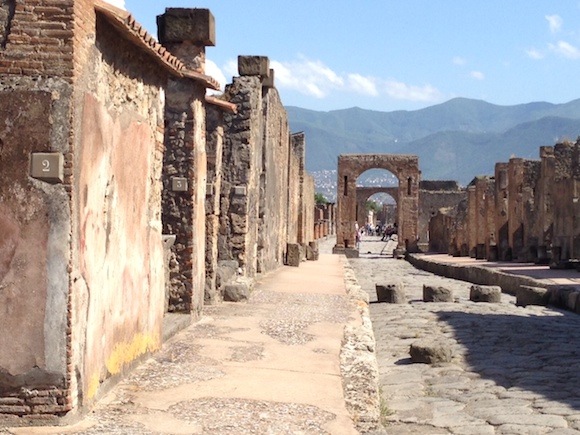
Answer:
[315, 192, 328, 205]
[365, 200, 381, 213]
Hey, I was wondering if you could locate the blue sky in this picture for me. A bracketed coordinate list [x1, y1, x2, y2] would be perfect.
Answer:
[110, 1, 580, 113]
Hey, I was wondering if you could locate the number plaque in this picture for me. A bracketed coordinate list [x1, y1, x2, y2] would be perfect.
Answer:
[171, 177, 188, 192]
[30, 153, 64, 183]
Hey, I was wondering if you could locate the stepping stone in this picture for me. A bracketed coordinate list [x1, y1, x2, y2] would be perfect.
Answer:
[375, 282, 406, 303]
[516, 285, 549, 307]
[223, 283, 249, 302]
[423, 285, 454, 302]
[410, 340, 453, 364]
[470, 285, 501, 303]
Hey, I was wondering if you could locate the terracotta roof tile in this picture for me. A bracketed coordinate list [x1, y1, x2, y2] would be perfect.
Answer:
[205, 95, 237, 113]
[93, 0, 220, 90]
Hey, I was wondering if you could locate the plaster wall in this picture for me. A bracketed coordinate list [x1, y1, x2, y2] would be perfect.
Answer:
[70, 17, 166, 407]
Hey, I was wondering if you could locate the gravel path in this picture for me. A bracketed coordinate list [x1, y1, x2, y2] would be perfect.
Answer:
[349, 235, 580, 434]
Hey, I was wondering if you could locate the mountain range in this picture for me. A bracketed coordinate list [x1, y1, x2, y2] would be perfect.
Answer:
[286, 98, 580, 186]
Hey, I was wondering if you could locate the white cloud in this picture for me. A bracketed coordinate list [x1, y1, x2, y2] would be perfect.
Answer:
[347, 74, 378, 96]
[102, 0, 125, 9]
[383, 80, 442, 102]
[205, 59, 226, 93]
[470, 71, 485, 80]
[270, 57, 343, 98]
[549, 40, 580, 58]
[526, 48, 545, 60]
[545, 14, 563, 33]
[452, 56, 466, 66]
[215, 55, 442, 104]
[223, 59, 238, 79]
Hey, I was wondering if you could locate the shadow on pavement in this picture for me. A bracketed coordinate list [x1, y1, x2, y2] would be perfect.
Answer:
[436, 309, 580, 409]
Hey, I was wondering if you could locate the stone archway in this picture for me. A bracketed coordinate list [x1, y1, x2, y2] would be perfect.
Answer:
[334, 154, 420, 252]
[356, 186, 398, 226]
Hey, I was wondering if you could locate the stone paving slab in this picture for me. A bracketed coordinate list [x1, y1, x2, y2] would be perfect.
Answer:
[353, 235, 580, 434]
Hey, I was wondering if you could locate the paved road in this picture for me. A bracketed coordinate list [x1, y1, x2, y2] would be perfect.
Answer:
[349, 235, 580, 434]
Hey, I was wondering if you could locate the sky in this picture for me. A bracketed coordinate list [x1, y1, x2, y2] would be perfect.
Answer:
[106, 1, 580, 113]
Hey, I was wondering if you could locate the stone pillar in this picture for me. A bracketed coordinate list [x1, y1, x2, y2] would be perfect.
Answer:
[537, 146, 555, 263]
[508, 158, 525, 261]
[495, 162, 510, 260]
[158, 8, 214, 316]
[551, 142, 576, 265]
[219, 56, 267, 276]
[467, 184, 477, 257]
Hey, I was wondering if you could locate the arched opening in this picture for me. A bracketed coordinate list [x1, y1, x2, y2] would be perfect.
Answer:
[355, 168, 398, 230]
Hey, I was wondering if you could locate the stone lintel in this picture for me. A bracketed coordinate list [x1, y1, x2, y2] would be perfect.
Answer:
[238, 56, 270, 77]
[157, 8, 216, 46]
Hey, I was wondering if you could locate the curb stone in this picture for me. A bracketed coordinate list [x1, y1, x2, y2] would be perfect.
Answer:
[340, 258, 382, 433]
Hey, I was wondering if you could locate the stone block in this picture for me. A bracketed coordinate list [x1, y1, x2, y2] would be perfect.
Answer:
[344, 248, 359, 258]
[306, 241, 319, 261]
[548, 285, 579, 308]
[223, 283, 249, 302]
[238, 55, 270, 77]
[423, 285, 454, 302]
[262, 68, 275, 88]
[286, 243, 302, 267]
[376, 283, 406, 304]
[157, 8, 216, 46]
[393, 248, 405, 259]
[516, 285, 549, 307]
[469, 285, 501, 303]
[410, 340, 453, 364]
[566, 291, 580, 312]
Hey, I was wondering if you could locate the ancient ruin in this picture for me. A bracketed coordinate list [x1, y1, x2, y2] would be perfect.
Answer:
[0, 1, 318, 419]
[429, 138, 580, 270]
[334, 154, 420, 254]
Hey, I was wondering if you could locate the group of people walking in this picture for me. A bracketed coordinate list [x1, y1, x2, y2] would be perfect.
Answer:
[355, 222, 398, 248]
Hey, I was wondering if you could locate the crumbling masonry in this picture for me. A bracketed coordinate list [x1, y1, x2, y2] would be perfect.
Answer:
[429, 138, 580, 269]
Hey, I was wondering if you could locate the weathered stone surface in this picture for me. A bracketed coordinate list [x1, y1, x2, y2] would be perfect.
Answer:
[516, 285, 549, 307]
[223, 283, 249, 302]
[306, 241, 319, 261]
[157, 8, 216, 46]
[548, 285, 580, 309]
[409, 340, 453, 364]
[376, 282, 406, 304]
[423, 285, 454, 302]
[238, 55, 270, 77]
[470, 285, 501, 303]
[286, 243, 302, 267]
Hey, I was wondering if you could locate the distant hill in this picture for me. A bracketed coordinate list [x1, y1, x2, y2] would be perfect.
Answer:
[287, 98, 580, 185]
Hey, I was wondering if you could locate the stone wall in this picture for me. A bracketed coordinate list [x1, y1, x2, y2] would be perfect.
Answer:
[551, 141, 580, 264]
[0, 1, 220, 418]
[417, 184, 466, 248]
[0, 0, 80, 418]
[430, 138, 580, 269]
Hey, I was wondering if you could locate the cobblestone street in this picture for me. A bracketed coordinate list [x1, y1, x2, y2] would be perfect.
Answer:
[350, 235, 580, 434]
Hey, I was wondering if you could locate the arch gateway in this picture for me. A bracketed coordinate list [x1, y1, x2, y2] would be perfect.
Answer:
[333, 154, 420, 253]
[355, 186, 398, 225]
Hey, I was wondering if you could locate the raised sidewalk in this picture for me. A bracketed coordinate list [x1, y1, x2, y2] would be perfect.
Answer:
[4, 251, 379, 434]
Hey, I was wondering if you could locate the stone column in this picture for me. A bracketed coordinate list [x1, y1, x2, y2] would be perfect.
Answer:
[158, 8, 214, 316]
